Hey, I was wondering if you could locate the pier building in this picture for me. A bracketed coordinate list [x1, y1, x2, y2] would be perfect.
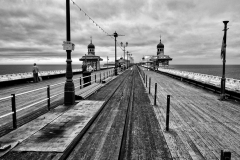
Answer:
[156, 37, 172, 67]
[103, 57, 133, 68]
[140, 37, 172, 69]
[79, 38, 103, 71]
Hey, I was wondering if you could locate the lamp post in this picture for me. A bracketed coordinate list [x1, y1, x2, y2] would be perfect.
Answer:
[108, 31, 124, 75]
[126, 51, 132, 69]
[120, 42, 128, 69]
[63, 0, 75, 105]
[220, 21, 229, 100]
[107, 56, 109, 69]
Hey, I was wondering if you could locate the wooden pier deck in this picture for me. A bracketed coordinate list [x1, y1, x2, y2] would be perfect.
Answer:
[0, 66, 240, 159]
[142, 68, 240, 160]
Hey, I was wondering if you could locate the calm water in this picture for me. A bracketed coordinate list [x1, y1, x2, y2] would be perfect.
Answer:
[0, 64, 240, 80]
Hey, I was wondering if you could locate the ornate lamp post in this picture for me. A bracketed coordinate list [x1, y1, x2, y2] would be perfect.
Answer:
[120, 42, 128, 69]
[220, 21, 229, 100]
[62, 0, 75, 105]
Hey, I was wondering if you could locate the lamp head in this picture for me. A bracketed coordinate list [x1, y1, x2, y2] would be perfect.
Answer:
[120, 42, 123, 46]
[223, 21, 229, 24]
[126, 42, 128, 46]
[113, 31, 118, 37]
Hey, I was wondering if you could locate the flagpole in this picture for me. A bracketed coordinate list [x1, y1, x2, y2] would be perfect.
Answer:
[220, 21, 229, 100]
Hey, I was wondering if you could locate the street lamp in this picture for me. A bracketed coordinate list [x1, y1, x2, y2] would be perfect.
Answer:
[220, 20, 229, 100]
[63, 0, 75, 105]
[120, 42, 128, 69]
[107, 56, 109, 69]
[108, 31, 124, 75]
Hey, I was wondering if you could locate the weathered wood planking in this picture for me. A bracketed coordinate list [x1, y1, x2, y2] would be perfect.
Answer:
[0, 106, 67, 143]
[12, 100, 104, 152]
[0, 70, 126, 160]
[143, 69, 240, 160]
[128, 70, 172, 160]
[67, 71, 133, 160]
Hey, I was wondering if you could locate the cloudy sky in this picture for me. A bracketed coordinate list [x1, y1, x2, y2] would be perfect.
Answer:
[0, 0, 239, 65]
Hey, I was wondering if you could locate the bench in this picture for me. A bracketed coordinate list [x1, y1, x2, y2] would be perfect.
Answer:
[102, 77, 112, 84]
[75, 83, 103, 100]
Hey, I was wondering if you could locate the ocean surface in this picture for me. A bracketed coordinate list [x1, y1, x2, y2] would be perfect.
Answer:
[0, 64, 240, 80]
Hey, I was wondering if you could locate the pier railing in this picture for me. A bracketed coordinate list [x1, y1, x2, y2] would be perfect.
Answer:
[0, 69, 81, 82]
[158, 68, 240, 92]
[0, 68, 115, 129]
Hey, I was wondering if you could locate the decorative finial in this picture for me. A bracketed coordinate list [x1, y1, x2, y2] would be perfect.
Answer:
[160, 35, 161, 43]
[90, 36, 92, 43]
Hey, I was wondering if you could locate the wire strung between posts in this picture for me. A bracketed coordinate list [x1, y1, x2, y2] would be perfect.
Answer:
[70, 0, 124, 51]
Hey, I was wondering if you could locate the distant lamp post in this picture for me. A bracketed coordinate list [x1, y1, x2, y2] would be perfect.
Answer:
[108, 31, 124, 75]
[220, 20, 229, 100]
[120, 42, 128, 68]
[62, 0, 75, 105]
[126, 51, 132, 69]
[107, 56, 109, 69]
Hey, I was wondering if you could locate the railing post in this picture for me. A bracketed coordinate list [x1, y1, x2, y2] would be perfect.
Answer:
[166, 95, 170, 131]
[11, 94, 17, 129]
[143, 72, 145, 83]
[47, 85, 50, 111]
[100, 72, 101, 82]
[146, 75, 148, 87]
[221, 150, 231, 160]
[80, 77, 82, 89]
[95, 74, 96, 83]
[154, 83, 157, 105]
[149, 77, 151, 94]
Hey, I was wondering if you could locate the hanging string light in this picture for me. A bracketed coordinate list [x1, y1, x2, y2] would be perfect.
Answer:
[70, 0, 124, 51]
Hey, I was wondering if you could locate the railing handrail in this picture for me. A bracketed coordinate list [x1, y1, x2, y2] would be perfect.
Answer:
[0, 68, 115, 122]
[157, 67, 240, 91]
[0, 68, 113, 100]
[16, 97, 49, 113]
[0, 111, 14, 119]
[0, 95, 13, 102]
[159, 68, 240, 81]
[15, 86, 48, 96]
[50, 81, 66, 87]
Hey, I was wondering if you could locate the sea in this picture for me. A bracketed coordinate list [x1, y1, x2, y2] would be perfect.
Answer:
[0, 64, 240, 80]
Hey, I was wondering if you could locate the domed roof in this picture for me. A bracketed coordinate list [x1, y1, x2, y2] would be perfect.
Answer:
[88, 42, 95, 48]
[88, 38, 95, 48]
[157, 39, 164, 48]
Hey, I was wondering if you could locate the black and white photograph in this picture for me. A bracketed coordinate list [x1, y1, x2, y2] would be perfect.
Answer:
[0, 0, 240, 159]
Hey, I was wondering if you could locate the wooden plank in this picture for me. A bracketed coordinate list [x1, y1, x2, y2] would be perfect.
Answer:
[143, 69, 240, 160]
[13, 100, 104, 152]
[0, 106, 65, 143]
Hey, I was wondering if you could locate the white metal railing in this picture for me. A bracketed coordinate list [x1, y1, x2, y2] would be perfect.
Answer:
[158, 68, 240, 91]
[0, 68, 115, 129]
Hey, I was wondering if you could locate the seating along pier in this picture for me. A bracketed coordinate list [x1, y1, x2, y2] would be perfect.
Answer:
[0, 66, 240, 159]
